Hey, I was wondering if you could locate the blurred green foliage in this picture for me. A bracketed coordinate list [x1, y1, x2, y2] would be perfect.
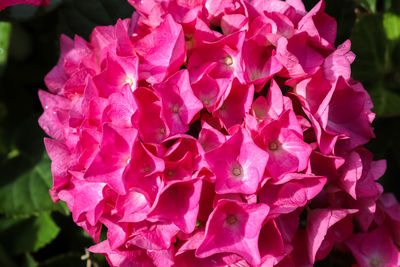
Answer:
[0, 0, 399, 266]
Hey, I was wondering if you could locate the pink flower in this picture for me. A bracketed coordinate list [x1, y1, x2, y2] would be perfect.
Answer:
[148, 178, 202, 233]
[205, 128, 268, 194]
[195, 199, 269, 266]
[253, 109, 312, 179]
[188, 31, 246, 111]
[93, 54, 138, 98]
[213, 79, 254, 130]
[154, 70, 203, 135]
[345, 227, 400, 267]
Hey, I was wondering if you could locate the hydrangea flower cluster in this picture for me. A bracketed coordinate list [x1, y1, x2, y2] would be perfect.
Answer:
[39, 0, 400, 266]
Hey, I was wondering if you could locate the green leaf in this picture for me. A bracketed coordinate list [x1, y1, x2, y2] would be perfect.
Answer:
[0, 213, 60, 255]
[0, 22, 11, 74]
[58, 0, 134, 39]
[355, 0, 376, 12]
[8, 23, 32, 62]
[383, 13, 400, 41]
[0, 243, 18, 267]
[386, 0, 400, 13]
[38, 253, 87, 267]
[351, 13, 400, 117]
[0, 153, 69, 217]
[351, 14, 387, 84]
[23, 253, 38, 267]
[369, 83, 400, 116]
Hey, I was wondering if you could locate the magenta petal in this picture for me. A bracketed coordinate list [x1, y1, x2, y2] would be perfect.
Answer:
[133, 87, 170, 143]
[85, 124, 138, 194]
[148, 179, 202, 233]
[44, 34, 74, 94]
[116, 188, 151, 223]
[198, 122, 226, 152]
[259, 173, 327, 217]
[221, 14, 249, 35]
[44, 138, 72, 199]
[297, 0, 337, 50]
[89, 240, 156, 267]
[127, 221, 179, 250]
[337, 151, 363, 199]
[306, 208, 357, 264]
[66, 180, 106, 226]
[259, 219, 286, 265]
[214, 79, 254, 130]
[323, 40, 355, 82]
[38, 90, 72, 140]
[276, 32, 324, 78]
[94, 54, 138, 98]
[324, 77, 375, 150]
[134, 14, 186, 84]
[124, 140, 165, 198]
[154, 70, 203, 135]
[104, 84, 138, 128]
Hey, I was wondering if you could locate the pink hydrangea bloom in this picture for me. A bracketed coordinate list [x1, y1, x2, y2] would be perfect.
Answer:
[38, 0, 398, 266]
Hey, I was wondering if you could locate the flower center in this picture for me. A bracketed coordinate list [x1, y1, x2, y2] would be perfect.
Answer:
[125, 76, 136, 90]
[232, 167, 242, 177]
[224, 55, 233, 66]
[171, 104, 179, 114]
[143, 165, 151, 173]
[369, 258, 382, 267]
[166, 169, 175, 177]
[226, 214, 238, 225]
[268, 140, 279, 151]
[185, 34, 193, 41]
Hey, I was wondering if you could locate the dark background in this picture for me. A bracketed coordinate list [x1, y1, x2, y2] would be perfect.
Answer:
[0, 0, 399, 266]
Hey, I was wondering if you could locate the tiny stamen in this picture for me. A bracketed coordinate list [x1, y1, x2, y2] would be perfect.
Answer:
[171, 105, 179, 114]
[143, 165, 151, 173]
[185, 34, 193, 41]
[369, 258, 382, 267]
[224, 55, 233, 66]
[232, 167, 242, 177]
[268, 140, 279, 151]
[125, 76, 136, 90]
[226, 214, 238, 225]
[166, 169, 175, 177]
